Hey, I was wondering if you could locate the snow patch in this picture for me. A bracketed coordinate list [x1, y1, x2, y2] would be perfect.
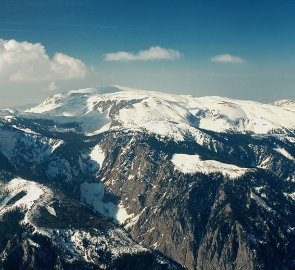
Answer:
[250, 191, 273, 212]
[116, 202, 133, 224]
[46, 205, 57, 216]
[284, 192, 295, 200]
[48, 138, 64, 152]
[258, 156, 272, 169]
[80, 182, 133, 224]
[89, 145, 105, 170]
[274, 147, 295, 161]
[12, 125, 40, 135]
[172, 153, 251, 178]
[27, 239, 41, 248]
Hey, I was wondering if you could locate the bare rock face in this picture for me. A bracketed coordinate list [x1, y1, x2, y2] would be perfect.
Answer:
[87, 131, 294, 270]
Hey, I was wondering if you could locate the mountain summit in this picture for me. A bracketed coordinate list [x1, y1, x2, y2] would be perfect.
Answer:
[26, 85, 295, 137]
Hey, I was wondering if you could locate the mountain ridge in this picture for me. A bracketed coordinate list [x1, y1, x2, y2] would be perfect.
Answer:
[24, 85, 295, 137]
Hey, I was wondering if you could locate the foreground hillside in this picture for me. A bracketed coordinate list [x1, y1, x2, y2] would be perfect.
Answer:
[0, 85, 294, 269]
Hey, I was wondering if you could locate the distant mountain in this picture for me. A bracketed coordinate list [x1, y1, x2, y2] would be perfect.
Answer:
[26, 85, 295, 135]
[0, 85, 294, 269]
[274, 99, 295, 112]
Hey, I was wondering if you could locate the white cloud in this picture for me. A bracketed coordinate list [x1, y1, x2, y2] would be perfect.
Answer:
[210, 54, 244, 64]
[104, 46, 182, 61]
[0, 39, 87, 81]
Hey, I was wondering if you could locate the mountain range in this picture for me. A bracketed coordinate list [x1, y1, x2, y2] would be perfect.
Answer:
[0, 85, 294, 269]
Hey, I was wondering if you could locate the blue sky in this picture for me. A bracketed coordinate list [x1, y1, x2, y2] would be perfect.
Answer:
[0, 0, 295, 106]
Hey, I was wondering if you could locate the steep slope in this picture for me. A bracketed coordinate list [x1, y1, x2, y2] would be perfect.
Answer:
[90, 131, 295, 270]
[0, 85, 294, 269]
[0, 175, 183, 270]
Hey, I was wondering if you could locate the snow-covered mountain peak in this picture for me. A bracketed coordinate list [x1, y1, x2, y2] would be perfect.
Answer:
[111, 84, 194, 100]
[24, 85, 295, 138]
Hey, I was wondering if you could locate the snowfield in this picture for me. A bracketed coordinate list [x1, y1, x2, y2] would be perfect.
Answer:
[171, 153, 251, 178]
[81, 144, 133, 224]
[89, 144, 105, 170]
[24, 85, 295, 140]
[80, 181, 133, 224]
[0, 178, 44, 212]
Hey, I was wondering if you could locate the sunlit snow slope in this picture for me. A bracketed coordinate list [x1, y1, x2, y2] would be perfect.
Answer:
[25, 85, 295, 139]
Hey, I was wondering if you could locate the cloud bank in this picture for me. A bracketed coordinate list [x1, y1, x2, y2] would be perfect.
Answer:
[0, 39, 86, 81]
[211, 54, 244, 64]
[104, 46, 182, 61]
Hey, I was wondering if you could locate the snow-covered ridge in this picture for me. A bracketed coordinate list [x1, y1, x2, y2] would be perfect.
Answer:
[0, 178, 52, 225]
[0, 178, 44, 212]
[172, 153, 251, 178]
[274, 99, 295, 112]
[24, 85, 295, 138]
[274, 147, 295, 162]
